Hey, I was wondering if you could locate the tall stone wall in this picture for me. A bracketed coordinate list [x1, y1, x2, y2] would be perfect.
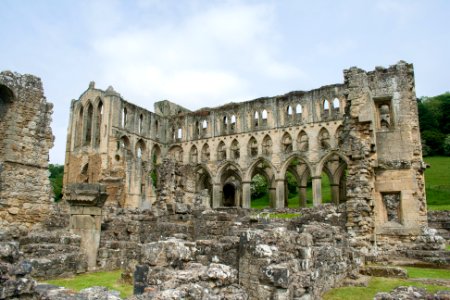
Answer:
[0, 71, 54, 228]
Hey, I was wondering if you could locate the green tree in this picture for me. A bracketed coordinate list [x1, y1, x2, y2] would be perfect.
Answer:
[251, 174, 268, 199]
[443, 135, 450, 156]
[49, 164, 64, 201]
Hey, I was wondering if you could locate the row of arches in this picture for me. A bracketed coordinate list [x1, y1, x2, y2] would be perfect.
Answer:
[190, 151, 348, 209]
[172, 126, 343, 164]
[121, 107, 161, 139]
[74, 99, 103, 149]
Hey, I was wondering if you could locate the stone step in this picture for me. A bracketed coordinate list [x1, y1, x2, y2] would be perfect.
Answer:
[19, 231, 81, 246]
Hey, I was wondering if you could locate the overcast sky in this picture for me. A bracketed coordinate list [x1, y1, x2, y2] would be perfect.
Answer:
[1, 0, 449, 164]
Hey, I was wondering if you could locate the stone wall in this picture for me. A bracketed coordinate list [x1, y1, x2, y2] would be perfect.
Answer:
[0, 71, 54, 228]
[428, 210, 450, 241]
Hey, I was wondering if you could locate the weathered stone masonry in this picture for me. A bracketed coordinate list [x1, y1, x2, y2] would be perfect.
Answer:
[0, 71, 54, 228]
[64, 61, 427, 251]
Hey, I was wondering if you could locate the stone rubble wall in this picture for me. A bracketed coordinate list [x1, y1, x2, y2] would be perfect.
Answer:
[428, 210, 450, 241]
[0, 71, 54, 229]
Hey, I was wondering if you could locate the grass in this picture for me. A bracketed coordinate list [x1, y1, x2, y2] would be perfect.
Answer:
[446, 244, 450, 251]
[404, 266, 450, 279]
[44, 270, 133, 298]
[424, 156, 450, 211]
[251, 172, 331, 209]
[323, 277, 450, 300]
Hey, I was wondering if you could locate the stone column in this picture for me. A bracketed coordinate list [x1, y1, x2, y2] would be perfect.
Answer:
[65, 183, 107, 271]
[312, 176, 322, 207]
[331, 183, 340, 205]
[299, 185, 307, 207]
[269, 187, 276, 208]
[242, 181, 251, 208]
[275, 179, 285, 208]
[212, 183, 222, 208]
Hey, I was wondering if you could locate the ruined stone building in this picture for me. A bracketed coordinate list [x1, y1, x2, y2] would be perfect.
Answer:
[64, 61, 426, 244]
[0, 71, 54, 228]
[1, 63, 446, 300]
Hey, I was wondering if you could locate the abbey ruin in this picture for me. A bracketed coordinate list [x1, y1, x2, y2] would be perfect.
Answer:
[0, 62, 448, 299]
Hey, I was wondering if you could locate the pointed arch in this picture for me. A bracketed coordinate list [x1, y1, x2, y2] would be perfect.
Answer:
[335, 125, 344, 148]
[151, 144, 161, 164]
[217, 141, 226, 161]
[189, 145, 198, 163]
[121, 107, 127, 128]
[297, 130, 309, 151]
[169, 145, 183, 162]
[318, 127, 331, 150]
[94, 99, 103, 147]
[295, 104, 302, 114]
[230, 114, 236, 132]
[84, 102, 93, 146]
[254, 111, 259, 128]
[281, 132, 293, 154]
[230, 139, 240, 161]
[201, 143, 210, 162]
[247, 136, 258, 158]
[261, 109, 268, 124]
[262, 134, 273, 156]
[75, 104, 84, 148]
[136, 139, 146, 159]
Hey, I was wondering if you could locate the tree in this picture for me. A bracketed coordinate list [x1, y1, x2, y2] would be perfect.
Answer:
[444, 135, 450, 156]
[49, 164, 64, 201]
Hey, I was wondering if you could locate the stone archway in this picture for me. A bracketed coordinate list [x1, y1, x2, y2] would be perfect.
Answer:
[223, 183, 236, 207]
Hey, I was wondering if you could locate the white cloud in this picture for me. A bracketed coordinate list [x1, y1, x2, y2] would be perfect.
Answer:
[90, 1, 303, 110]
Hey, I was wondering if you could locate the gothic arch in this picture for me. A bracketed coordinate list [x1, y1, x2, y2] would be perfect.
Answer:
[84, 101, 93, 146]
[135, 139, 146, 159]
[189, 145, 198, 163]
[230, 139, 240, 161]
[217, 162, 243, 207]
[217, 141, 226, 161]
[151, 144, 161, 164]
[201, 143, 210, 162]
[281, 132, 293, 154]
[262, 134, 273, 156]
[169, 145, 183, 162]
[297, 130, 309, 151]
[318, 127, 331, 150]
[94, 98, 103, 147]
[247, 136, 258, 159]
[245, 157, 277, 182]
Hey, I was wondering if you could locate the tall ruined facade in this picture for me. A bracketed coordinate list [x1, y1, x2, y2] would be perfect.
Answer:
[63, 61, 427, 246]
[0, 71, 54, 228]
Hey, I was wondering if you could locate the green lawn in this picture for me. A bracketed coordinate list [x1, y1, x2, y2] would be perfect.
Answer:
[252, 157, 450, 210]
[424, 156, 450, 210]
[44, 270, 133, 298]
[324, 266, 450, 300]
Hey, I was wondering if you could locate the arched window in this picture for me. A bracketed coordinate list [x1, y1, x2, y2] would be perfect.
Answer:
[262, 135, 272, 155]
[230, 115, 236, 131]
[322, 99, 330, 120]
[287, 105, 293, 115]
[248, 137, 258, 158]
[177, 127, 182, 140]
[202, 120, 208, 129]
[217, 141, 226, 161]
[282, 132, 293, 153]
[296, 104, 302, 114]
[139, 114, 143, 134]
[190, 145, 198, 163]
[84, 103, 93, 146]
[121, 107, 127, 128]
[76, 106, 84, 148]
[223, 116, 228, 133]
[254, 111, 259, 128]
[319, 128, 331, 150]
[297, 131, 309, 151]
[154, 120, 159, 137]
[262, 109, 268, 125]
[136, 140, 145, 159]
[195, 121, 200, 138]
[231, 139, 240, 160]
[94, 101, 103, 147]
[333, 98, 340, 109]
[201, 143, 210, 162]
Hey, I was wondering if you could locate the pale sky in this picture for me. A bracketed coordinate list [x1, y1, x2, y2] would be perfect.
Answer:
[1, 0, 449, 164]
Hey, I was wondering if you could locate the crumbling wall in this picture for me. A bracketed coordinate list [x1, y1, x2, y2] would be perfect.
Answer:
[0, 71, 54, 229]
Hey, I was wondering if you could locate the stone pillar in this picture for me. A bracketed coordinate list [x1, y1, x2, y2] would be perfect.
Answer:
[299, 185, 307, 207]
[284, 181, 289, 207]
[242, 181, 251, 209]
[331, 184, 340, 205]
[269, 187, 276, 208]
[312, 176, 322, 207]
[212, 183, 222, 208]
[275, 179, 285, 208]
[65, 183, 107, 271]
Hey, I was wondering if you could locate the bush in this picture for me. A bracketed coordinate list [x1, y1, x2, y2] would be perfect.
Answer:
[444, 135, 450, 156]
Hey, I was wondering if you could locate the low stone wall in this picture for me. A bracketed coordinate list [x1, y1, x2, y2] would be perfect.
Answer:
[428, 210, 450, 241]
